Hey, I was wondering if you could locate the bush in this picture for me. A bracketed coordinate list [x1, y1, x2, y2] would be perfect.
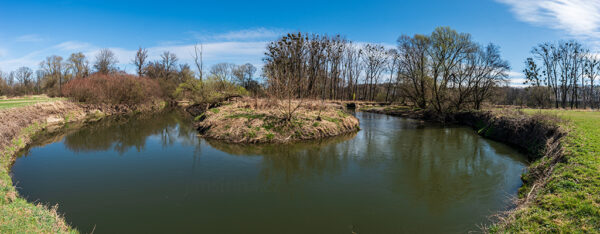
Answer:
[174, 77, 248, 104]
[62, 73, 162, 105]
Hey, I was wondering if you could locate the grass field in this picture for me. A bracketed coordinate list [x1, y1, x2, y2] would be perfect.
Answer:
[0, 96, 66, 110]
[495, 109, 600, 232]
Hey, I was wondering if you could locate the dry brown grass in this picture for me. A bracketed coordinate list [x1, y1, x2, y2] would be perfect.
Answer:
[196, 98, 360, 143]
[0, 101, 82, 151]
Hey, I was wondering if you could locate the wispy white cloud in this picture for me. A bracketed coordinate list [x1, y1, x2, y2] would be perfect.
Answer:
[497, 0, 600, 40]
[213, 28, 282, 40]
[107, 41, 269, 72]
[498, 0, 600, 85]
[189, 28, 284, 42]
[15, 34, 44, 42]
[507, 71, 527, 87]
[0, 51, 45, 72]
[54, 41, 94, 51]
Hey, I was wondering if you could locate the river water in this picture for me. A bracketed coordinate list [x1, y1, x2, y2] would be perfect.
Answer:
[11, 110, 527, 233]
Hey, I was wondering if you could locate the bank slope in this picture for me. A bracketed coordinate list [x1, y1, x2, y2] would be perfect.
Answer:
[493, 110, 600, 233]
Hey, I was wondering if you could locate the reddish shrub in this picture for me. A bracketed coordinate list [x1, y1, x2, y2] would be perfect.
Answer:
[62, 73, 163, 105]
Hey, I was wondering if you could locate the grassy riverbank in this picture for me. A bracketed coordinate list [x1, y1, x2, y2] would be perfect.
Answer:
[0, 102, 82, 233]
[0, 95, 66, 110]
[0, 99, 166, 233]
[492, 109, 600, 232]
[194, 98, 360, 143]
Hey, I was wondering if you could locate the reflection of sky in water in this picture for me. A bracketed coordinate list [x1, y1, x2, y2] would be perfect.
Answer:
[12, 110, 527, 234]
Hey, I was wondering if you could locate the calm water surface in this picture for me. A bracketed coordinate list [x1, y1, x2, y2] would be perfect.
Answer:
[11, 110, 527, 233]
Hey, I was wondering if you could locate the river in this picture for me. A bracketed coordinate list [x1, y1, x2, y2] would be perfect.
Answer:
[11, 110, 527, 233]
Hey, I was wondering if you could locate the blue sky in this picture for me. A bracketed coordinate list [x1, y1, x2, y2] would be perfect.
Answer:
[1, 0, 599, 86]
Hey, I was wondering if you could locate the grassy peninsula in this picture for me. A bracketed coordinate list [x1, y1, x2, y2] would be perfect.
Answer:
[194, 98, 360, 143]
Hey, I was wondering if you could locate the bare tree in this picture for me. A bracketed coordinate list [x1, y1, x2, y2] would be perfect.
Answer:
[263, 32, 308, 121]
[67, 52, 89, 78]
[524, 57, 550, 107]
[385, 49, 399, 102]
[470, 44, 509, 110]
[210, 63, 235, 83]
[160, 51, 178, 80]
[34, 69, 44, 94]
[428, 27, 473, 113]
[326, 36, 346, 100]
[233, 63, 257, 89]
[343, 43, 362, 100]
[585, 53, 599, 109]
[193, 43, 204, 81]
[94, 48, 118, 74]
[397, 34, 430, 108]
[361, 44, 387, 101]
[133, 47, 148, 77]
[40, 55, 65, 94]
[14, 67, 34, 94]
[177, 64, 195, 84]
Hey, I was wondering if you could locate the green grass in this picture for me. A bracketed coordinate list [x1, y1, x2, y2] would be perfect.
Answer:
[194, 113, 205, 121]
[246, 130, 257, 138]
[322, 116, 340, 124]
[337, 110, 349, 118]
[494, 109, 600, 233]
[262, 122, 274, 130]
[227, 113, 266, 119]
[0, 96, 66, 110]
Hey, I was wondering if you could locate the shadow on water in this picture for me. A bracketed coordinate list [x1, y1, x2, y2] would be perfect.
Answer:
[11, 110, 527, 234]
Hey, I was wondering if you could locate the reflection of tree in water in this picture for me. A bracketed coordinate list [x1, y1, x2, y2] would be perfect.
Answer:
[205, 132, 357, 187]
[331, 113, 526, 214]
[383, 124, 527, 213]
[63, 109, 199, 154]
[207, 111, 526, 211]
[356, 114, 430, 167]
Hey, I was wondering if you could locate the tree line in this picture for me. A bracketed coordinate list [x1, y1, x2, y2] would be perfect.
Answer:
[0, 46, 257, 99]
[3, 27, 597, 111]
[263, 27, 510, 113]
[523, 40, 600, 109]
